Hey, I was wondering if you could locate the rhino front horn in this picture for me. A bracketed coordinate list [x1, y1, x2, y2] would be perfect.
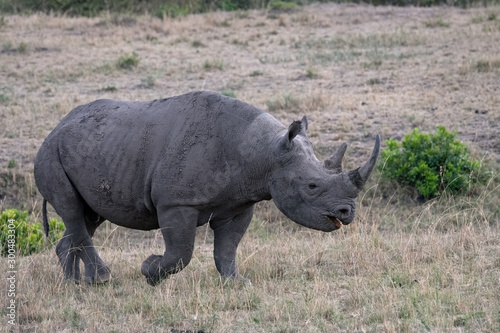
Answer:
[348, 135, 381, 190]
[324, 142, 348, 173]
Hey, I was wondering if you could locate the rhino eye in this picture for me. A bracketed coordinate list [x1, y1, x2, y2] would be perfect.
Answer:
[308, 183, 318, 190]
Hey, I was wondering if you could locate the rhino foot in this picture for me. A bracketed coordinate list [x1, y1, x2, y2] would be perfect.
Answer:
[56, 237, 82, 283]
[141, 254, 190, 286]
[84, 265, 112, 284]
[141, 254, 165, 286]
[221, 275, 252, 286]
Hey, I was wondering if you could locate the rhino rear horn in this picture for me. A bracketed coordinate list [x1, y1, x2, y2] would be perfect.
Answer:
[348, 135, 380, 190]
[324, 142, 347, 173]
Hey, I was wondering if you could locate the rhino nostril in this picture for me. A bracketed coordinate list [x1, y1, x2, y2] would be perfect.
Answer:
[336, 207, 351, 218]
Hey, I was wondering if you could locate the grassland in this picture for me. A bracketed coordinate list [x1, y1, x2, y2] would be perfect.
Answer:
[1, 3, 500, 332]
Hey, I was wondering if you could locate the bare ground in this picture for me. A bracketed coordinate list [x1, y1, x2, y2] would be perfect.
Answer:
[1, 3, 500, 332]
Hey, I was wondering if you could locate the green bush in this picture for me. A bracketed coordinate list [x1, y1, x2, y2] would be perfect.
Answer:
[1, 0, 499, 16]
[379, 126, 482, 199]
[1, 209, 65, 256]
[117, 51, 140, 70]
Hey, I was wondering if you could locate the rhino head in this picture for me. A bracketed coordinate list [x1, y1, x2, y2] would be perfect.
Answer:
[269, 117, 380, 232]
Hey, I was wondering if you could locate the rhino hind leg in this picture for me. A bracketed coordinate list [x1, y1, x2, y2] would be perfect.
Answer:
[141, 207, 198, 286]
[53, 209, 111, 284]
[211, 207, 253, 283]
[56, 231, 81, 282]
[44, 179, 110, 284]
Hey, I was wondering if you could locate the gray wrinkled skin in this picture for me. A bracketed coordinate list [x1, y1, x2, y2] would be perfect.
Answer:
[34, 91, 380, 286]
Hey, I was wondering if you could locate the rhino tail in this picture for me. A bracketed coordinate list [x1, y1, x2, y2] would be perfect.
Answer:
[43, 199, 49, 237]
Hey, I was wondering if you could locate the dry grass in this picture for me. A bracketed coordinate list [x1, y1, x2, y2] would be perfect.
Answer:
[1, 3, 500, 332]
[12, 191, 500, 332]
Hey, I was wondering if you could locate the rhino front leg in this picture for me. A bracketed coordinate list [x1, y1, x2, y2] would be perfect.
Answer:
[141, 207, 198, 286]
[211, 207, 253, 282]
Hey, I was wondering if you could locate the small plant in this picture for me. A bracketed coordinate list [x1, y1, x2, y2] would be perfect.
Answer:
[203, 59, 224, 71]
[367, 77, 382, 85]
[7, 159, 16, 169]
[191, 40, 206, 48]
[2, 41, 13, 51]
[475, 59, 500, 72]
[1, 209, 65, 256]
[424, 18, 450, 28]
[249, 70, 263, 77]
[117, 52, 140, 70]
[101, 85, 117, 92]
[471, 16, 484, 24]
[18, 42, 28, 53]
[363, 59, 383, 69]
[0, 93, 10, 105]
[266, 93, 301, 112]
[306, 67, 318, 79]
[221, 89, 236, 98]
[17, 42, 28, 53]
[218, 19, 231, 27]
[141, 75, 155, 88]
[379, 127, 483, 199]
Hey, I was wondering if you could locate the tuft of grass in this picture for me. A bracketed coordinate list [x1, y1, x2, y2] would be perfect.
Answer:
[100, 85, 117, 92]
[192, 40, 206, 48]
[221, 89, 236, 98]
[203, 59, 224, 71]
[305, 67, 318, 79]
[471, 16, 484, 24]
[266, 93, 301, 112]
[17, 42, 28, 53]
[363, 59, 383, 69]
[117, 51, 140, 70]
[0, 92, 10, 105]
[475, 59, 500, 72]
[424, 18, 450, 28]
[249, 70, 263, 77]
[140, 75, 155, 88]
[367, 77, 382, 85]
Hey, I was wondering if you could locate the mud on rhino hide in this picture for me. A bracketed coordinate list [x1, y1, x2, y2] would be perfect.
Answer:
[34, 91, 380, 285]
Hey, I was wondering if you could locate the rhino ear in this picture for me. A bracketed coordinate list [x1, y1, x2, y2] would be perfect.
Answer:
[281, 117, 307, 149]
[300, 116, 308, 133]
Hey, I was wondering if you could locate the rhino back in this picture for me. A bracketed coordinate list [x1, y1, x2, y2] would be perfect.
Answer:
[43, 91, 277, 229]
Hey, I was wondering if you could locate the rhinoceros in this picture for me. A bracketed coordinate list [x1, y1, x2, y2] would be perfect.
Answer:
[35, 91, 379, 285]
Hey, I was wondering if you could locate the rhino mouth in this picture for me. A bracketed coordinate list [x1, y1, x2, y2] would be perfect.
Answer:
[326, 215, 344, 229]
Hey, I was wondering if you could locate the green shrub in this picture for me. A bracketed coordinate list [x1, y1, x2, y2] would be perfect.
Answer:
[1, 0, 499, 16]
[379, 126, 482, 199]
[153, 4, 190, 18]
[269, 1, 297, 11]
[117, 52, 140, 70]
[221, 89, 236, 98]
[1, 209, 65, 256]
